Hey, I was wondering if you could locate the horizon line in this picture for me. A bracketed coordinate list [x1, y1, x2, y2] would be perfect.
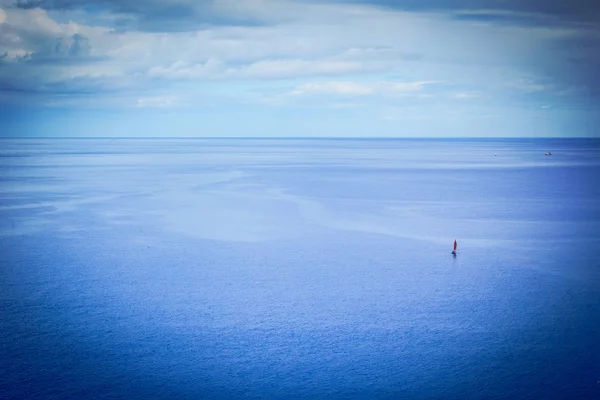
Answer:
[1, 136, 598, 140]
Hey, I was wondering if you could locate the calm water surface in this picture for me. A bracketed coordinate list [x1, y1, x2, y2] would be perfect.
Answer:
[1, 139, 599, 399]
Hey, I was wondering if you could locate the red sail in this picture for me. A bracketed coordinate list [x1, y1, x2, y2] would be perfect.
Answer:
[453, 240, 457, 251]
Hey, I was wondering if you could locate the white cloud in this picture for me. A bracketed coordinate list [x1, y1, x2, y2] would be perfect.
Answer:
[0, 0, 594, 113]
[12, 7, 62, 36]
[290, 80, 439, 96]
[236, 59, 371, 78]
[291, 81, 374, 96]
[453, 92, 481, 99]
[136, 95, 182, 108]
[1, 48, 30, 60]
[146, 56, 392, 80]
[505, 79, 550, 93]
[148, 59, 223, 79]
[0, 7, 110, 62]
[384, 81, 439, 93]
[146, 58, 372, 80]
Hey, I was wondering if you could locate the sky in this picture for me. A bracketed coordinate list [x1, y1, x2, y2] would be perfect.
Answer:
[0, 0, 599, 138]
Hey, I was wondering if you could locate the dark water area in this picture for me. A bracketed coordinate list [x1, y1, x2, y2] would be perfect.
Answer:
[1, 139, 599, 399]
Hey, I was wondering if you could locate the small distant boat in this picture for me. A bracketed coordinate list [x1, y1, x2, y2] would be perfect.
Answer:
[545, 152, 552, 156]
[451, 240, 457, 255]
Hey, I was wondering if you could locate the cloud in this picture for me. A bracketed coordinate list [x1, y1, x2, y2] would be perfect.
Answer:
[453, 92, 481, 99]
[0, 0, 598, 122]
[136, 95, 182, 108]
[16, 0, 599, 28]
[236, 59, 372, 79]
[0, 7, 110, 65]
[325, 0, 600, 25]
[291, 81, 374, 95]
[146, 58, 376, 80]
[451, 9, 594, 28]
[289, 80, 438, 96]
[505, 78, 552, 93]
[148, 59, 223, 79]
[12, 0, 294, 31]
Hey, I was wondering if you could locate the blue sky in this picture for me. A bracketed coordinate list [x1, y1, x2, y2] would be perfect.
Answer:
[1, 0, 599, 137]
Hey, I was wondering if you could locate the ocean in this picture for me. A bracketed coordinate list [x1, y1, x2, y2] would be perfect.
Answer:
[1, 138, 599, 399]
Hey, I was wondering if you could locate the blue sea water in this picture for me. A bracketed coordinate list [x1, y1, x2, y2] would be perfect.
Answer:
[1, 138, 599, 399]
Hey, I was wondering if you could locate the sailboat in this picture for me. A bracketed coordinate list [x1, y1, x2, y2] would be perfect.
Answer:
[451, 240, 457, 255]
